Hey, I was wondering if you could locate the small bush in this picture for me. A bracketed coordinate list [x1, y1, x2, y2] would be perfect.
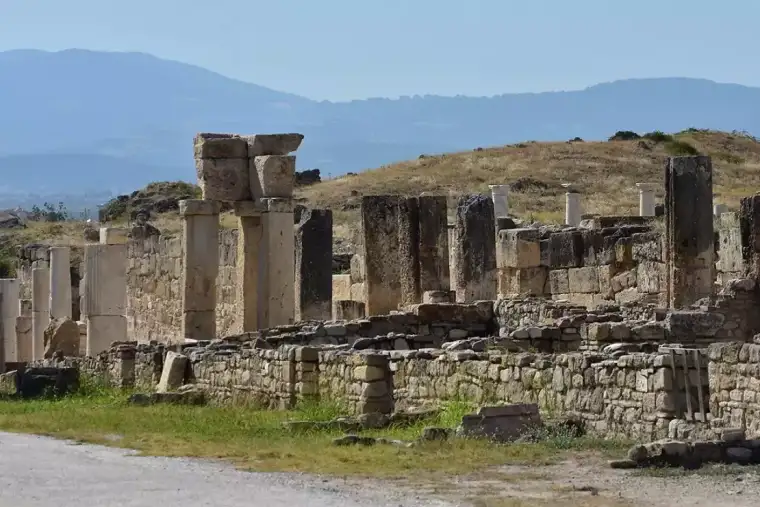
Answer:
[608, 130, 641, 141]
[665, 140, 700, 156]
[0, 257, 13, 278]
[642, 130, 673, 143]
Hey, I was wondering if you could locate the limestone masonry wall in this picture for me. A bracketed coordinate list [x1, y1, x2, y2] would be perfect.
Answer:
[497, 223, 667, 309]
[50, 339, 713, 441]
[126, 230, 239, 343]
[708, 342, 760, 436]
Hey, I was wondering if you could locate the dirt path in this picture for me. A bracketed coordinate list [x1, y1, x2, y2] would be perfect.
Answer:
[403, 456, 760, 506]
[0, 432, 452, 507]
[3, 431, 758, 507]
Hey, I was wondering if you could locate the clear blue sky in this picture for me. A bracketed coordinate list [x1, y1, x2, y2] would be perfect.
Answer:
[1, 0, 757, 101]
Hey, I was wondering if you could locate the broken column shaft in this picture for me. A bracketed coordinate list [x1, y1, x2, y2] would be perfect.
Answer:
[295, 208, 333, 321]
[179, 199, 221, 341]
[665, 156, 715, 308]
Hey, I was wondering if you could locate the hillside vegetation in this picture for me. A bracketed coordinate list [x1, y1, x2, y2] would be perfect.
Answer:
[298, 129, 760, 224]
[2, 129, 760, 260]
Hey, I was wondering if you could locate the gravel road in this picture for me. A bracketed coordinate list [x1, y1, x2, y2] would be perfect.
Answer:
[0, 432, 455, 507]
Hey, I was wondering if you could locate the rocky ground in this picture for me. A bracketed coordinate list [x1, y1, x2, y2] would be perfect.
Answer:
[422, 456, 760, 506]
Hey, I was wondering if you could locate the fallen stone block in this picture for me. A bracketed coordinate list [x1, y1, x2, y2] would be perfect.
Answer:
[17, 367, 80, 399]
[43, 318, 81, 359]
[458, 403, 541, 442]
[156, 351, 188, 393]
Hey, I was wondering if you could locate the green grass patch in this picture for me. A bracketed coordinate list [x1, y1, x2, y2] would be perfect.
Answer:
[0, 386, 630, 478]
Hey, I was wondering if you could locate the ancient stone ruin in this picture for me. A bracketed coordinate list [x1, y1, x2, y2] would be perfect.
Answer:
[5, 138, 760, 449]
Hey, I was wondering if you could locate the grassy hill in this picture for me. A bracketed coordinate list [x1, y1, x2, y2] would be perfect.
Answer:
[298, 128, 760, 225]
[2, 129, 759, 261]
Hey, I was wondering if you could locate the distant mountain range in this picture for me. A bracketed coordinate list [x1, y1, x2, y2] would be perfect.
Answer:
[1, 48, 760, 207]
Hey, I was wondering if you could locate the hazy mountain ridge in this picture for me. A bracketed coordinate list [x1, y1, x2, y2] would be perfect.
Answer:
[1, 49, 760, 202]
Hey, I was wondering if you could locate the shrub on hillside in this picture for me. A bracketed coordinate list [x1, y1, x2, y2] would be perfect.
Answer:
[30, 202, 69, 222]
[99, 181, 200, 222]
[664, 140, 700, 156]
[295, 169, 322, 187]
[642, 131, 673, 143]
[608, 131, 641, 141]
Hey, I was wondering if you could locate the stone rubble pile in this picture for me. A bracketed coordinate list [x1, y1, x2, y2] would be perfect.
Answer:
[613, 428, 760, 469]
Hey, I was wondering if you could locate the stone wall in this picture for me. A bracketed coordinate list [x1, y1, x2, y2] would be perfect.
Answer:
[29, 342, 163, 391]
[708, 342, 760, 436]
[54, 340, 709, 441]
[497, 224, 667, 308]
[126, 230, 239, 343]
[392, 350, 705, 441]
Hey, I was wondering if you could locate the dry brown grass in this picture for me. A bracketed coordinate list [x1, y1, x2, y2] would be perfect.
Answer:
[4, 129, 760, 249]
[297, 129, 760, 228]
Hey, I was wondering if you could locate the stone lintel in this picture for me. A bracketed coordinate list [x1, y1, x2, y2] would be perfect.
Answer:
[245, 133, 304, 156]
[193, 133, 248, 159]
[179, 199, 222, 217]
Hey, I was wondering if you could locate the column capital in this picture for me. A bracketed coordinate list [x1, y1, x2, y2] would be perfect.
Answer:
[261, 198, 294, 213]
[561, 183, 579, 194]
[636, 182, 656, 191]
[232, 200, 264, 217]
[179, 199, 222, 217]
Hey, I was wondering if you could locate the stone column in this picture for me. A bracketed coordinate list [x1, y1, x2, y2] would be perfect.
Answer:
[665, 156, 714, 309]
[0, 279, 19, 362]
[84, 242, 127, 355]
[740, 196, 760, 278]
[562, 184, 581, 227]
[16, 299, 32, 362]
[179, 199, 221, 340]
[49, 246, 72, 319]
[31, 267, 50, 360]
[453, 195, 497, 302]
[417, 195, 450, 293]
[295, 208, 333, 321]
[398, 197, 421, 306]
[257, 198, 296, 328]
[489, 184, 509, 219]
[233, 201, 262, 332]
[360, 196, 402, 315]
[636, 183, 656, 217]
